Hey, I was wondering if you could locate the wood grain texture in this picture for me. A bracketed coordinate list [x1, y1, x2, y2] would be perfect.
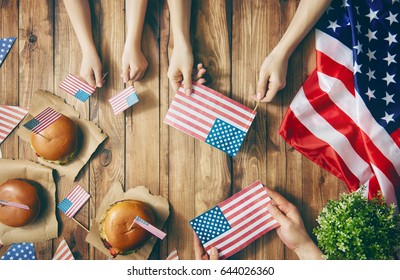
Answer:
[0, 0, 346, 260]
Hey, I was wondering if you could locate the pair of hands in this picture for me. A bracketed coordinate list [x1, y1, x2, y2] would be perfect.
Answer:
[194, 188, 322, 260]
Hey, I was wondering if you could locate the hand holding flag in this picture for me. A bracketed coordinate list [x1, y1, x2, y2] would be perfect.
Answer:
[59, 73, 107, 102]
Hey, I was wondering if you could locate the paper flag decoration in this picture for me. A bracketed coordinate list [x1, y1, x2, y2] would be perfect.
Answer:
[166, 248, 179, 260]
[58, 185, 90, 218]
[23, 107, 61, 134]
[53, 239, 74, 260]
[109, 85, 139, 115]
[59, 74, 96, 102]
[0, 243, 3, 249]
[0, 37, 16, 67]
[0, 105, 28, 144]
[0, 243, 36, 260]
[190, 180, 278, 259]
[134, 216, 166, 240]
[164, 83, 256, 157]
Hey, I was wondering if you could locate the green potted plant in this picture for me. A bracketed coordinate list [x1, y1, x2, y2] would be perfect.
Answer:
[313, 189, 400, 260]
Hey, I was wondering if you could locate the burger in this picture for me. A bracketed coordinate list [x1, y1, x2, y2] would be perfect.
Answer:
[99, 200, 155, 257]
[30, 114, 79, 165]
[0, 179, 41, 227]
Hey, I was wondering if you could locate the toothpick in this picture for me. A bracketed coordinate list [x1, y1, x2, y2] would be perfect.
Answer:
[72, 217, 89, 232]
[37, 132, 50, 141]
[253, 100, 261, 112]
[95, 72, 108, 88]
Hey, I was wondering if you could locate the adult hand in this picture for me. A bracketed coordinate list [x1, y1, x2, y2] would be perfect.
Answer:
[193, 231, 219, 260]
[80, 50, 103, 88]
[168, 42, 194, 95]
[252, 49, 289, 102]
[267, 189, 324, 260]
[192, 63, 207, 85]
[121, 45, 148, 83]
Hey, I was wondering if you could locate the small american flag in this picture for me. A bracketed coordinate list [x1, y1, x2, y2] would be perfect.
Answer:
[0, 105, 28, 144]
[23, 107, 61, 134]
[0, 37, 16, 67]
[52, 239, 74, 260]
[59, 73, 96, 102]
[190, 180, 278, 259]
[164, 83, 256, 157]
[58, 185, 90, 218]
[0, 243, 36, 260]
[134, 216, 166, 240]
[109, 85, 139, 115]
[279, 0, 400, 208]
[166, 248, 179, 260]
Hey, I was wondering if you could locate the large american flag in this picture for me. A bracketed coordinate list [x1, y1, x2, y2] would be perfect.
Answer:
[279, 0, 400, 209]
[57, 185, 90, 218]
[59, 74, 95, 102]
[0, 105, 28, 144]
[164, 83, 256, 157]
[190, 181, 278, 259]
[23, 107, 61, 134]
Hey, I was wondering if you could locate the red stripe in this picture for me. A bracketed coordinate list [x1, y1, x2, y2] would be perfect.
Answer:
[164, 118, 207, 141]
[169, 103, 213, 129]
[316, 50, 355, 96]
[173, 97, 217, 123]
[390, 128, 400, 149]
[0, 117, 15, 129]
[304, 72, 400, 188]
[167, 111, 210, 135]
[279, 107, 361, 191]
[176, 91, 251, 130]
[0, 106, 27, 118]
[219, 181, 262, 208]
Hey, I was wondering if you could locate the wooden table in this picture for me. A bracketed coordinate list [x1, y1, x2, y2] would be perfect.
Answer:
[0, 0, 347, 260]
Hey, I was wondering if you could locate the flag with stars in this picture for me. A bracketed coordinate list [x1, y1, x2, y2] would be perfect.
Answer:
[23, 107, 61, 134]
[164, 83, 256, 157]
[59, 74, 96, 102]
[108, 85, 139, 115]
[0, 105, 28, 144]
[279, 0, 400, 208]
[189, 181, 278, 259]
[58, 185, 90, 218]
[52, 239, 74, 260]
[0, 243, 36, 260]
[0, 37, 16, 67]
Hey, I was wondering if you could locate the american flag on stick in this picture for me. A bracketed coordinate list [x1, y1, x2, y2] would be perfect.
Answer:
[164, 83, 256, 157]
[133, 216, 166, 240]
[190, 180, 278, 259]
[23, 107, 61, 134]
[108, 85, 139, 115]
[0, 105, 28, 144]
[58, 185, 90, 218]
[279, 0, 400, 209]
[59, 73, 96, 102]
[52, 238, 74, 260]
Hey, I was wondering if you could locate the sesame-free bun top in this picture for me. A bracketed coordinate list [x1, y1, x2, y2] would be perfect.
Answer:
[30, 114, 79, 164]
[0, 179, 41, 227]
[99, 200, 155, 256]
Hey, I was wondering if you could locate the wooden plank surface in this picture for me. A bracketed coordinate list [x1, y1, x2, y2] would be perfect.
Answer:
[0, 0, 345, 260]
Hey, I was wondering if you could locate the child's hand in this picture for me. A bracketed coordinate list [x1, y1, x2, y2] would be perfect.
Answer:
[80, 50, 103, 88]
[167, 42, 194, 96]
[121, 45, 148, 83]
[193, 231, 219, 260]
[253, 49, 289, 102]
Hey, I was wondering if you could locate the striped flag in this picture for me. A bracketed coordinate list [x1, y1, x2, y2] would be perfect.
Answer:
[0, 105, 28, 144]
[0, 243, 36, 260]
[279, 0, 400, 209]
[166, 248, 179, 260]
[164, 83, 256, 157]
[59, 74, 96, 102]
[189, 181, 278, 259]
[23, 107, 61, 134]
[58, 185, 90, 218]
[133, 216, 166, 240]
[52, 239, 74, 260]
[109, 85, 139, 115]
[0, 37, 16, 67]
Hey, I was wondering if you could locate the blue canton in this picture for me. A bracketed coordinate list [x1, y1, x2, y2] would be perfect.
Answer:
[317, 0, 400, 134]
[1, 243, 36, 260]
[189, 206, 231, 244]
[23, 118, 40, 131]
[205, 118, 247, 157]
[58, 198, 73, 213]
[74, 89, 91, 102]
[0, 37, 16, 67]
[126, 92, 139, 106]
